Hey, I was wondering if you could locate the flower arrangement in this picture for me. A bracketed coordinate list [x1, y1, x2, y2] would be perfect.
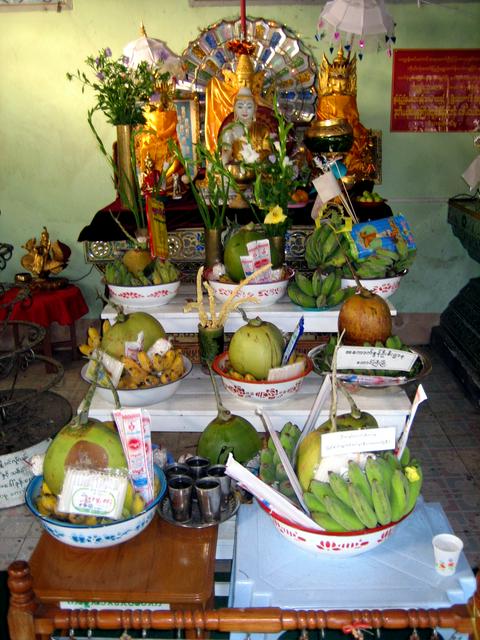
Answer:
[170, 140, 237, 230]
[67, 47, 161, 126]
[237, 100, 306, 237]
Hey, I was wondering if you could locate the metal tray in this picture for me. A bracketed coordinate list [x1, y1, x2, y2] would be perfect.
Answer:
[157, 491, 240, 529]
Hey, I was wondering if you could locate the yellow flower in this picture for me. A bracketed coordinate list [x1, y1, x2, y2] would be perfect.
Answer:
[404, 466, 420, 483]
[264, 205, 287, 225]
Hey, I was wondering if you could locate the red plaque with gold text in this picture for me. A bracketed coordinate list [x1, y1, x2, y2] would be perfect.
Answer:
[391, 49, 480, 132]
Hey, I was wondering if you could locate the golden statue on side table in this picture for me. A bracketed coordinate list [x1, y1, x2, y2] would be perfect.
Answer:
[20, 227, 71, 288]
[316, 48, 377, 182]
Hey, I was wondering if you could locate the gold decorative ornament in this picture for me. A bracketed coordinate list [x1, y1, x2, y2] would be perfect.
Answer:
[20, 227, 71, 285]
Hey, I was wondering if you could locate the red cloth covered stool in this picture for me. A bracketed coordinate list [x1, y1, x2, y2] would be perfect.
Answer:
[0, 284, 89, 363]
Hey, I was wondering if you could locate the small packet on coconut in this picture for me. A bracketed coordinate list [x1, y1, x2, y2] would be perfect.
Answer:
[113, 408, 154, 504]
[239, 239, 274, 283]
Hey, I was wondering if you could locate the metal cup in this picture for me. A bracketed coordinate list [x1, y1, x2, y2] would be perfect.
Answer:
[165, 462, 192, 479]
[207, 464, 231, 505]
[167, 474, 193, 522]
[195, 476, 222, 523]
[185, 456, 210, 480]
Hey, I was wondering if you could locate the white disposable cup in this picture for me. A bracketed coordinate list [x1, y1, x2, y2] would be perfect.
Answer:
[432, 533, 464, 576]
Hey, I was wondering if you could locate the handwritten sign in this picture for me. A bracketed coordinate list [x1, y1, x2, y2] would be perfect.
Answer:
[321, 427, 396, 457]
[391, 49, 480, 132]
[337, 346, 418, 372]
[0, 439, 50, 508]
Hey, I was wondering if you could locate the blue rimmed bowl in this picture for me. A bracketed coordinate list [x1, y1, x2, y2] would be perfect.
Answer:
[25, 466, 167, 549]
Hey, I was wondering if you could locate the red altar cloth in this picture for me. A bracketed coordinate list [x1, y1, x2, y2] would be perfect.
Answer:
[0, 284, 89, 328]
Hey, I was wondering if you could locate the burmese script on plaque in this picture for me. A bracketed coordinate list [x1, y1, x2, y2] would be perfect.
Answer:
[391, 49, 480, 132]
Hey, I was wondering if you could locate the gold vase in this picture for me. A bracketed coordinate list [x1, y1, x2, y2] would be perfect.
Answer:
[116, 124, 136, 209]
[204, 228, 223, 268]
[269, 235, 286, 269]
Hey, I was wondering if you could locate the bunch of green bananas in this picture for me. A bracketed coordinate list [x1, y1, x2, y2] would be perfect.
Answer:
[303, 448, 423, 532]
[341, 237, 416, 279]
[105, 258, 180, 286]
[304, 221, 349, 271]
[105, 260, 150, 286]
[151, 259, 180, 285]
[287, 269, 356, 309]
[259, 422, 302, 501]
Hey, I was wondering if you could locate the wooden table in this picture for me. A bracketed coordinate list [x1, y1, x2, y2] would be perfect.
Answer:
[7, 514, 218, 640]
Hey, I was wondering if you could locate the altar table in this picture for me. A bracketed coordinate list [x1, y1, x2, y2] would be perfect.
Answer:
[101, 283, 397, 334]
[84, 363, 412, 435]
[228, 499, 476, 640]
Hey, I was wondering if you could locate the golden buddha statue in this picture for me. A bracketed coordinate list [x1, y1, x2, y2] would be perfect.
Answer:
[316, 48, 376, 181]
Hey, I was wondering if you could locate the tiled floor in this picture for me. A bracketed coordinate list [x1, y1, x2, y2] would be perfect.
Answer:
[0, 345, 479, 571]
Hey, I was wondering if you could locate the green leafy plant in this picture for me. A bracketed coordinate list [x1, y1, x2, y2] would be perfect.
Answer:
[170, 140, 237, 230]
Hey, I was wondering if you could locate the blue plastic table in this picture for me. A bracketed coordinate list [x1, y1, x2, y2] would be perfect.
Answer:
[228, 499, 476, 640]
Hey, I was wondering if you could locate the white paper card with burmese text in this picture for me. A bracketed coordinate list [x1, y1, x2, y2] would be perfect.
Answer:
[336, 346, 418, 372]
[321, 427, 396, 457]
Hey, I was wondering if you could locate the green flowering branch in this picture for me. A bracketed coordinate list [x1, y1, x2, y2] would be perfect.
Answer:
[67, 47, 158, 126]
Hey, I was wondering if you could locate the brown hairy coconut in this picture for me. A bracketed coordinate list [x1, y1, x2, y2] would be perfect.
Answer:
[338, 286, 392, 345]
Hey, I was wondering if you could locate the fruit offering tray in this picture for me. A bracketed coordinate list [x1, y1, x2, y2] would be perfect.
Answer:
[309, 344, 432, 388]
[158, 491, 240, 529]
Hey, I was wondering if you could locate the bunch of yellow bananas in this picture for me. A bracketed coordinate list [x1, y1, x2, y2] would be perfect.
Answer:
[78, 321, 111, 357]
[119, 347, 185, 389]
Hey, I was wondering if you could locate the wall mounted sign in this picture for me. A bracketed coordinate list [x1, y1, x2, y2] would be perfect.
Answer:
[391, 49, 480, 132]
[0, 0, 72, 10]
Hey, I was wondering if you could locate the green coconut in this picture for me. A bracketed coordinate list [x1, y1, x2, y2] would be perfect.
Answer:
[296, 399, 378, 491]
[228, 316, 285, 380]
[197, 365, 261, 464]
[43, 372, 127, 496]
[102, 311, 166, 360]
[223, 223, 264, 283]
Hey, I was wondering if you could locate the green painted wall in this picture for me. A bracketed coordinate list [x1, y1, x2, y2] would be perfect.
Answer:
[1, 0, 479, 318]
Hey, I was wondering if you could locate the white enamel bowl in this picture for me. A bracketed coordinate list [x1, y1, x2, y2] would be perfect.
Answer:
[81, 355, 193, 406]
[340, 274, 403, 299]
[208, 267, 294, 309]
[258, 500, 412, 556]
[212, 351, 313, 404]
[25, 467, 167, 549]
[107, 280, 181, 308]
